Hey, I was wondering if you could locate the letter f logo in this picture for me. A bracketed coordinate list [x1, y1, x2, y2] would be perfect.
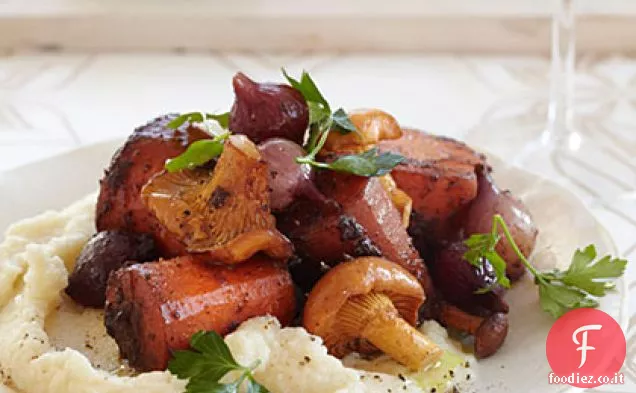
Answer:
[572, 324, 602, 368]
[546, 309, 626, 388]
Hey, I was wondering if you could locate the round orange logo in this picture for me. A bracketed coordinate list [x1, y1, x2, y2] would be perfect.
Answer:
[546, 309, 626, 388]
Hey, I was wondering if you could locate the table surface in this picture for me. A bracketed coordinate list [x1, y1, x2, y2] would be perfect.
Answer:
[0, 51, 634, 392]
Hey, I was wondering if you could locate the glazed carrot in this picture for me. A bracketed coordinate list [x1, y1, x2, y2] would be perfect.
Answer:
[105, 256, 296, 371]
[378, 129, 485, 222]
[279, 172, 434, 300]
[96, 114, 209, 257]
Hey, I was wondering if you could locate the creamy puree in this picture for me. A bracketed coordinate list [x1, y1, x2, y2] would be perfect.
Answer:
[0, 195, 469, 393]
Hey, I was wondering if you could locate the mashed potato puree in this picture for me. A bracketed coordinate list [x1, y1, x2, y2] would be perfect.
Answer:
[0, 195, 471, 393]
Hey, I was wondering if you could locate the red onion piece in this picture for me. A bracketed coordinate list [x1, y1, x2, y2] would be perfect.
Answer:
[258, 138, 325, 212]
[462, 168, 538, 281]
[230, 72, 309, 145]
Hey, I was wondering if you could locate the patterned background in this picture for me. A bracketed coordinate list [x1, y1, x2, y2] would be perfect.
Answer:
[0, 50, 634, 392]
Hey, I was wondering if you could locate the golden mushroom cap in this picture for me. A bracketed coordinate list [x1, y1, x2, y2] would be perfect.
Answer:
[303, 257, 425, 355]
[141, 134, 293, 264]
[322, 109, 403, 154]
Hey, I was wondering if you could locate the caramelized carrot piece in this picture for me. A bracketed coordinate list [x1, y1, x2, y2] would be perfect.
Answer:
[105, 256, 296, 371]
[279, 172, 434, 300]
[378, 129, 485, 221]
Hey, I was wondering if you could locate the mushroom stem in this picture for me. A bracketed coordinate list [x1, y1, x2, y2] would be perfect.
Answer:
[338, 292, 443, 370]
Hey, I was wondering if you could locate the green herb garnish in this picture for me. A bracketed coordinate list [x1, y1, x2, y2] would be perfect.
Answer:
[164, 112, 230, 172]
[169, 331, 269, 393]
[168, 112, 230, 130]
[282, 69, 330, 115]
[464, 214, 627, 318]
[331, 108, 357, 134]
[299, 147, 405, 177]
[283, 69, 404, 177]
[165, 132, 230, 173]
[282, 69, 351, 151]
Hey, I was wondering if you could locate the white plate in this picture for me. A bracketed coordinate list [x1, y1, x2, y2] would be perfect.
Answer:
[0, 140, 628, 393]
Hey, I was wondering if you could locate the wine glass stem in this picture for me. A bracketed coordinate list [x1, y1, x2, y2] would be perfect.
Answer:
[547, 0, 576, 143]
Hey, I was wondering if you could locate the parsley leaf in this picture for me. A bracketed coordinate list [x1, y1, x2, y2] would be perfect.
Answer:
[168, 112, 230, 130]
[317, 148, 405, 177]
[207, 112, 231, 129]
[169, 331, 240, 380]
[463, 226, 510, 291]
[307, 101, 330, 127]
[164, 111, 231, 172]
[165, 132, 230, 173]
[538, 283, 597, 318]
[538, 246, 625, 318]
[283, 68, 349, 151]
[331, 108, 357, 134]
[296, 134, 405, 178]
[282, 69, 330, 112]
[297, 148, 404, 177]
[168, 112, 204, 129]
[463, 233, 498, 266]
[168, 331, 268, 393]
[554, 246, 626, 295]
[464, 214, 627, 318]
[283, 70, 403, 177]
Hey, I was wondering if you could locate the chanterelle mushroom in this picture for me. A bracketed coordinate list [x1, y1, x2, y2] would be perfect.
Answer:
[322, 109, 402, 154]
[303, 257, 443, 370]
[141, 134, 293, 264]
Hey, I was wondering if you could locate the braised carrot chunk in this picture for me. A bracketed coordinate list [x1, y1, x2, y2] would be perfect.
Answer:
[378, 129, 485, 222]
[96, 114, 210, 256]
[279, 171, 434, 299]
[104, 256, 296, 371]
